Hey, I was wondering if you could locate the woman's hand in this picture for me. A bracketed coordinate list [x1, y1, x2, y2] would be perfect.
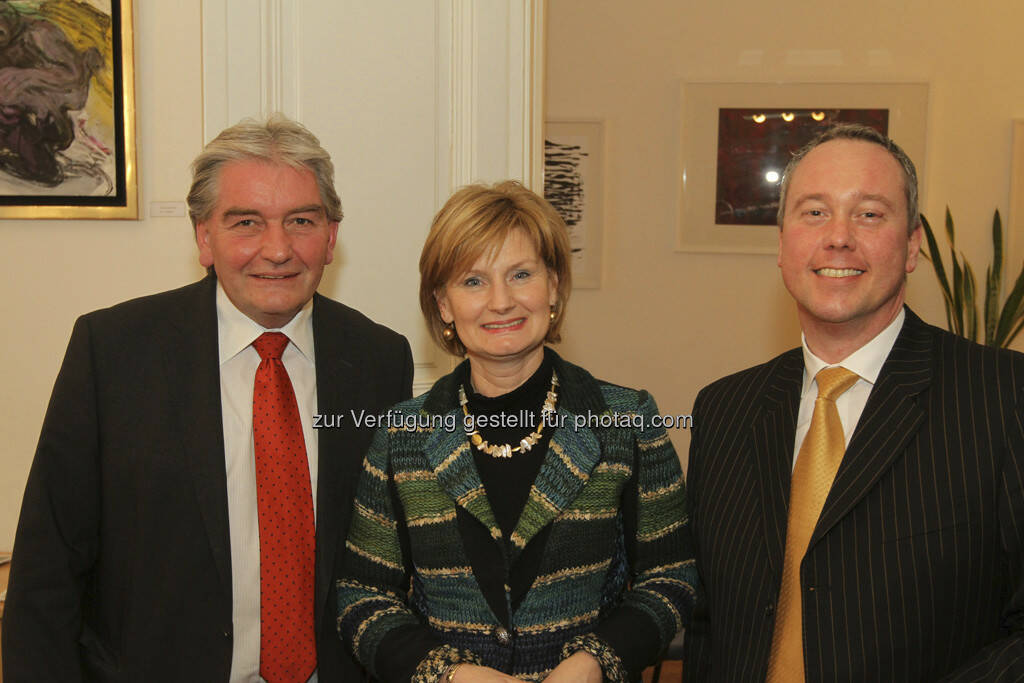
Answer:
[449, 663, 528, 682]
[541, 651, 602, 682]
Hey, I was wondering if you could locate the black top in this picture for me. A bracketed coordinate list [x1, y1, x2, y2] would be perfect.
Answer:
[461, 349, 554, 538]
[458, 349, 555, 613]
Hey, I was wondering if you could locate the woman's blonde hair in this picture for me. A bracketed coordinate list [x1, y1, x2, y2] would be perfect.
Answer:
[419, 181, 572, 355]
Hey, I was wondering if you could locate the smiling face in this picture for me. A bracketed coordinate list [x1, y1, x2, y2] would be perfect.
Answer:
[195, 159, 338, 328]
[436, 228, 557, 381]
[778, 139, 922, 356]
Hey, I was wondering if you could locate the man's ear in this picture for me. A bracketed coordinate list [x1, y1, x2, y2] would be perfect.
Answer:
[196, 221, 215, 269]
[324, 221, 339, 265]
[905, 223, 923, 274]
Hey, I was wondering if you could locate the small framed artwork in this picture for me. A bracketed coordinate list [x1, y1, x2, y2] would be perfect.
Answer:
[678, 82, 928, 254]
[0, 0, 138, 219]
[545, 120, 604, 288]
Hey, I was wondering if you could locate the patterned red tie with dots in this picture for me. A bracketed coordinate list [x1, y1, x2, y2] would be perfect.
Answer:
[252, 332, 316, 683]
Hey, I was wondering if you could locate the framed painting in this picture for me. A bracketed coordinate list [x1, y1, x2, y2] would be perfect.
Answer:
[544, 120, 604, 288]
[678, 82, 928, 254]
[0, 0, 137, 219]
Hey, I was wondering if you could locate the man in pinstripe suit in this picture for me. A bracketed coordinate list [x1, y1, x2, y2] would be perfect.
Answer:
[684, 124, 1024, 682]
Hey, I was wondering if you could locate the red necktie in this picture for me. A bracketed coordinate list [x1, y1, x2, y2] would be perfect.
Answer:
[252, 332, 316, 683]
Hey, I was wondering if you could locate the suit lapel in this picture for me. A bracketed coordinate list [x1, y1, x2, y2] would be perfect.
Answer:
[311, 295, 366, 627]
[163, 276, 233, 596]
[751, 350, 803, 575]
[812, 309, 931, 543]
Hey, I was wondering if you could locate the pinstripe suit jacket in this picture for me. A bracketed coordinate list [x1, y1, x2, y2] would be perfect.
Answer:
[684, 308, 1024, 682]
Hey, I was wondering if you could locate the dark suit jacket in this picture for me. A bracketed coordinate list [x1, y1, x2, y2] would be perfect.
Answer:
[684, 308, 1024, 682]
[2, 275, 413, 682]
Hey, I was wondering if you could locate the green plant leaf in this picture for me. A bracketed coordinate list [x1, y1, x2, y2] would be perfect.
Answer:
[1006, 315, 1024, 348]
[920, 214, 955, 324]
[921, 208, 1021, 349]
[984, 265, 998, 345]
[951, 247, 964, 336]
[984, 211, 1003, 345]
[992, 210, 1003, 293]
[995, 261, 1024, 346]
[963, 259, 978, 342]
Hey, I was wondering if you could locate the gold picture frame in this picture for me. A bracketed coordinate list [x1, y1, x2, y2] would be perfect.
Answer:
[0, 0, 137, 219]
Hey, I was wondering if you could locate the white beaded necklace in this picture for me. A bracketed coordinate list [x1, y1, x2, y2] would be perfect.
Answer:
[459, 372, 559, 458]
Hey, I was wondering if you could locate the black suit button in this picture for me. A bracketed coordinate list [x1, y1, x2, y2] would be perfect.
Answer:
[765, 604, 775, 616]
[494, 626, 512, 647]
[222, 629, 232, 639]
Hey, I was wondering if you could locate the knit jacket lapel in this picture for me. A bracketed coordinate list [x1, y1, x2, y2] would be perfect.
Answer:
[422, 366, 501, 539]
[420, 351, 608, 555]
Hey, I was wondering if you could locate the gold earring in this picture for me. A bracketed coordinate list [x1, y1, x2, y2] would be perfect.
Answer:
[442, 323, 456, 341]
[549, 306, 557, 322]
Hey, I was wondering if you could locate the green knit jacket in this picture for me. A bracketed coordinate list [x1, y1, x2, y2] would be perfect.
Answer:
[337, 352, 698, 682]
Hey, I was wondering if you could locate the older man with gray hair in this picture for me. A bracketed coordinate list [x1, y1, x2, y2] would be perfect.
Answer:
[3, 115, 413, 683]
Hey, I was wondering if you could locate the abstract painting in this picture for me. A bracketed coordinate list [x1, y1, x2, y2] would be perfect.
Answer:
[0, 0, 137, 219]
[544, 120, 604, 288]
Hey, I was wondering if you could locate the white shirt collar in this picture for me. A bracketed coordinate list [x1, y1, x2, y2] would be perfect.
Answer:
[800, 307, 905, 395]
[215, 281, 315, 365]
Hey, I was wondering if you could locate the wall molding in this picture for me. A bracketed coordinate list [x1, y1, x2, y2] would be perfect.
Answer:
[510, 0, 546, 189]
[201, 0, 299, 140]
[447, 0, 477, 190]
[203, 0, 543, 181]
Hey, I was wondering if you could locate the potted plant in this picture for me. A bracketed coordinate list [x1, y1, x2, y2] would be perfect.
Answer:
[920, 208, 1024, 348]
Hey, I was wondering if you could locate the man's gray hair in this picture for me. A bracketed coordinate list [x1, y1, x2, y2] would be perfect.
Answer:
[187, 114, 343, 226]
[776, 123, 919, 233]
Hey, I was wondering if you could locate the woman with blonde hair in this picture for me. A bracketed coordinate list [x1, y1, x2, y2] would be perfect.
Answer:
[338, 181, 696, 682]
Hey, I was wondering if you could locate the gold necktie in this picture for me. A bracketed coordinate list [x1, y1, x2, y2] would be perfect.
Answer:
[766, 366, 860, 683]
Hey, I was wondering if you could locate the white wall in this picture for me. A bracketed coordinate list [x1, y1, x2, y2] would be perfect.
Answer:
[0, 2, 206, 548]
[547, 0, 1024, 467]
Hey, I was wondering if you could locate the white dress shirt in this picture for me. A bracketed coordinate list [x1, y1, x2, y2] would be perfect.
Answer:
[792, 309, 905, 468]
[215, 283, 319, 683]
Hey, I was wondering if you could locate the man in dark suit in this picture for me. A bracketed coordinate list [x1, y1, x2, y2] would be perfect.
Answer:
[2, 116, 414, 682]
[685, 124, 1024, 681]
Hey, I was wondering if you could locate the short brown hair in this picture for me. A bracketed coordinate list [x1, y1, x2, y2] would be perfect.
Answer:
[420, 181, 572, 356]
[777, 123, 920, 233]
